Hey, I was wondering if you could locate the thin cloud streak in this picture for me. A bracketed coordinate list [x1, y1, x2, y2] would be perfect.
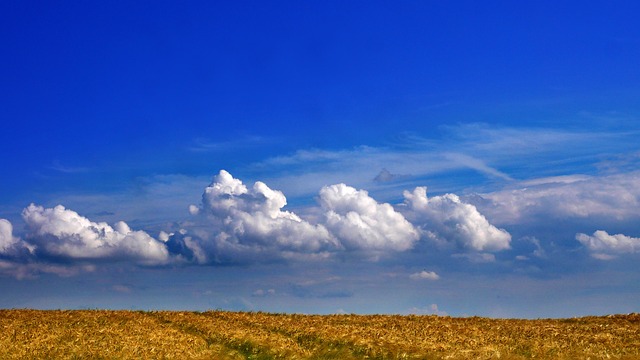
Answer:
[188, 135, 274, 153]
[253, 124, 638, 199]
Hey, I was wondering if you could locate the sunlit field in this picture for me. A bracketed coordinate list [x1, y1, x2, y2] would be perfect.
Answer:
[1, 310, 639, 359]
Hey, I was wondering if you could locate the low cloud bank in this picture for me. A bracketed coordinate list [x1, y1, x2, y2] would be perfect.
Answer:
[22, 204, 170, 265]
[1, 170, 512, 277]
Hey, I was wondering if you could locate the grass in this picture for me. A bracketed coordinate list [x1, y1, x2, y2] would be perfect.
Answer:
[1, 310, 639, 359]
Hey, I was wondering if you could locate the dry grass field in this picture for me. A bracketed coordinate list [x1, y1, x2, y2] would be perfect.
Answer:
[1, 310, 639, 359]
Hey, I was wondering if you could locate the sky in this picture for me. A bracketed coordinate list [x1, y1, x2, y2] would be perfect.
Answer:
[1, 1, 640, 318]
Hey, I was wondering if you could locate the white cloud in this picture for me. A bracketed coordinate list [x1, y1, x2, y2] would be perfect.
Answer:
[442, 153, 512, 181]
[0, 219, 20, 254]
[254, 145, 513, 201]
[0, 219, 34, 257]
[474, 172, 640, 225]
[252, 124, 637, 201]
[177, 170, 339, 263]
[22, 204, 169, 265]
[252, 288, 276, 297]
[409, 270, 440, 280]
[319, 183, 419, 252]
[401, 187, 511, 252]
[451, 253, 496, 263]
[576, 230, 640, 259]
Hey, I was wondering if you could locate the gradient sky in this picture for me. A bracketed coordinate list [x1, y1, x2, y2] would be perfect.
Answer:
[1, 1, 640, 318]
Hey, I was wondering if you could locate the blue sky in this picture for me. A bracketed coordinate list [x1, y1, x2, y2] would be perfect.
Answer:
[1, 1, 640, 318]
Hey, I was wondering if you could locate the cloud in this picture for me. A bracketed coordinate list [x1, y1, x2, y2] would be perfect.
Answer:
[473, 172, 640, 225]
[451, 253, 496, 263]
[401, 187, 511, 252]
[2, 219, 100, 279]
[522, 236, 546, 259]
[252, 288, 276, 297]
[409, 270, 440, 280]
[22, 204, 170, 265]
[252, 124, 639, 201]
[442, 153, 513, 181]
[318, 183, 419, 253]
[0, 219, 30, 256]
[373, 168, 409, 183]
[0, 260, 95, 280]
[5, 170, 513, 275]
[112, 285, 133, 293]
[188, 135, 271, 153]
[174, 170, 339, 264]
[48, 160, 92, 174]
[576, 230, 640, 259]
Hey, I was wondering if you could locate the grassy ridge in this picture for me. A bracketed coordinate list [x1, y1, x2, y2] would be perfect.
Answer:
[1, 310, 639, 359]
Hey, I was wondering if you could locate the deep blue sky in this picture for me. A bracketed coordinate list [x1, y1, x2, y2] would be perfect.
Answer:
[1, 1, 640, 317]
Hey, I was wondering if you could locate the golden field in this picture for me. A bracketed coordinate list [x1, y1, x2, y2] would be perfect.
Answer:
[1, 310, 639, 359]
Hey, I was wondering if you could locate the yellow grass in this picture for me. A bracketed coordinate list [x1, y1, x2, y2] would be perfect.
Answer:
[1, 310, 639, 359]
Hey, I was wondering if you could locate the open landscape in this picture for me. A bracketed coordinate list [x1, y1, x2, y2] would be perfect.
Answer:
[1, 310, 639, 359]
[2, 4, 640, 360]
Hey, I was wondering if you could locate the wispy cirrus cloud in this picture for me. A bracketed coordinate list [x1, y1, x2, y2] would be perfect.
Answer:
[471, 171, 640, 225]
[48, 160, 93, 174]
[252, 124, 639, 200]
[188, 135, 273, 153]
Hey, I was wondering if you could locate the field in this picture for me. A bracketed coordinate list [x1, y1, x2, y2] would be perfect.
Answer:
[1, 310, 639, 359]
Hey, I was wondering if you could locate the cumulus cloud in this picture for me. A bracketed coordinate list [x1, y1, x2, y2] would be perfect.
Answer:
[409, 270, 440, 280]
[0, 219, 31, 256]
[22, 204, 169, 265]
[1, 217, 100, 279]
[401, 187, 511, 252]
[318, 183, 419, 252]
[1, 169, 521, 275]
[176, 170, 339, 264]
[576, 230, 640, 259]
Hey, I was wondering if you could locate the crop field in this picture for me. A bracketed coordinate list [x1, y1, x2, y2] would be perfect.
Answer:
[1, 310, 639, 359]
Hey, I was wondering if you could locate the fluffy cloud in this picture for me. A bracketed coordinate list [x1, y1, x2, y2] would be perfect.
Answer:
[0, 219, 22, 255]
[576, 230, 640, 259]
[318, 184, 419, 252]
[180, 171, 509, 260]
[0, 219, 36, 259]
[1, 169, 521, 274]
[409, 270, 440, 280]
[22, 204, 169, 265]
[401, 187, 511, 252]
[176, 170, 339, 264]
